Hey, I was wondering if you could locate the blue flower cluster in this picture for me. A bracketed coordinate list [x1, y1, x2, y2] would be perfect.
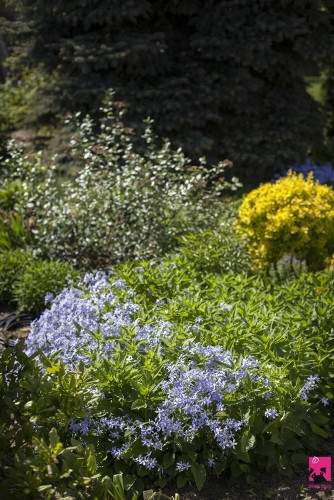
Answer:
[68, 340, 274, 469]
[273, 159, 334, 185]
[25, 272, 139, 366]
[264, 408, 278, 420]
[300, 374, 320, 401]
[25, 273, 324, 472]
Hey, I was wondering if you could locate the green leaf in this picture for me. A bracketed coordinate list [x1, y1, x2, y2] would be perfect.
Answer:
[176, 474, 187, 488]
[87, 451, 97, 475]
[241, 432, 256, 452]
[49, 428, 59, 449]
[310, 423, 328, 439]
[214, 461, 225, 475]
[270, 433, 283, 445]
[279, 455, 288, 470]
[162, 453, 173, 469]
[311, 415, 329, 425]
[123, 474, 136, 491]
[231, 460, 243, 478]
[131, 399, 146, 410]
[291, 453, 308, 464]
[191, 463, 206, 491]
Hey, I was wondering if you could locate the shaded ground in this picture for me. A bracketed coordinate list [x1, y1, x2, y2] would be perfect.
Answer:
[0, 305, 30, 349]
[165, 468, 334, 500]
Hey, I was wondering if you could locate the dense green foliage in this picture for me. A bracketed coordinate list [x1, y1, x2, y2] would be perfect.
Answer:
[0, 6, 334, 495]
[0, 249, 31, 304]
[0, 251, 333, 497]
[0, 249, 79, 313]
[13, 259, 80, 314]
[2, 0, 334, 180]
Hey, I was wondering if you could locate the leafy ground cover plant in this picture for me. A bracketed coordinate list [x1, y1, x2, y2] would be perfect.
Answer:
[238, 171, 334, 270]
[0, 249, 31, 304]
[175, 201, 250, 276]
[0, 211, 30, 251]
[13, 259, 80, 315]
[0, 249, 80, 314]
[1, 266, 332, 498]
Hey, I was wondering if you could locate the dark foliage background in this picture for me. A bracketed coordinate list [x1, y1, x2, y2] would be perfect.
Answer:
[1, 0, 334, 181]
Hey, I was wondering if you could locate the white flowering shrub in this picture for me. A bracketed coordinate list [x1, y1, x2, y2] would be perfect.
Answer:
[3, 101, 241, 268]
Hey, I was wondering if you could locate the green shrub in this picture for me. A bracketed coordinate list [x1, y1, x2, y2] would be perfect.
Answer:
[176, 201, 250, 276]
[13, 260, 80, 314]
[0, 212, 31, 251]
[0, 180, 23, 211]
[0, 249, 32, 304]
[5, 104, 240, 267]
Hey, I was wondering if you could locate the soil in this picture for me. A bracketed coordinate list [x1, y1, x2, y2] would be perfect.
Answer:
[164, 439, 334, 499]
[165, 470, 334, 500]
[0, 305, 30, 349]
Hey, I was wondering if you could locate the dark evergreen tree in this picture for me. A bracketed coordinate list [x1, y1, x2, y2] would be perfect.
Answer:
[1, 0, 334, 180]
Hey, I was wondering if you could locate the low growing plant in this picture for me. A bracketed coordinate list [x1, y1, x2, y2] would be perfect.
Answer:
[176, 201, 250, 276]
[1, 271, 329, 497]
[0, 249, 80, 313]
[0, 249, 32, 304]
[13, 259, 80, 314]
[0, 211, 31, 251]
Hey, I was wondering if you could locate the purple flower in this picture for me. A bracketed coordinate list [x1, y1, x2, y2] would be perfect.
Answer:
[113, 279, 127, 289]
[155, 299, 166, 306]
[108, 444, 129, 460]
[300, 374, 320, 401]
[264, 408, 278, 419]
[273, 160, 334, 185]
[135, 453, 158, 470]
[321, 397, 330, 407]
[176, 461, 191, 472]
[24, 273, 140, 367]
[70, 418, 93, 435]
[45, 292, 54, 304]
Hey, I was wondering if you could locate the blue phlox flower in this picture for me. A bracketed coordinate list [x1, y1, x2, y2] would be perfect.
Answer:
[176, 461, 191, 472]
[135, 452, 158, 470]
[264, 408, 278, 419]
[70, 418, 93, 436]
[113, 279, 127, 289]
[45, 292, 54, 304]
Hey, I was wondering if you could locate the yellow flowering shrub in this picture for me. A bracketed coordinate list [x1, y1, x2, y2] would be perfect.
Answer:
[325, 254, 334, 270]
[237, 171, 334, 270]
